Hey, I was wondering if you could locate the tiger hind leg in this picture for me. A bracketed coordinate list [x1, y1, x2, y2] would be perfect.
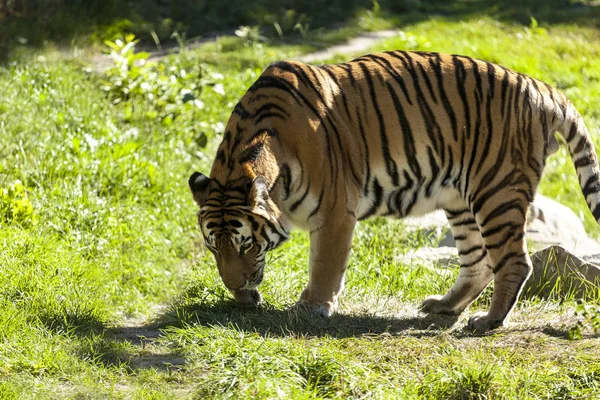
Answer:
[420, 206, 493, 316]
[466, 191, 532, 331]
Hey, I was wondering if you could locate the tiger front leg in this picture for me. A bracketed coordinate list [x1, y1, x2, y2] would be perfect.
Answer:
[297, 216, 357, 317]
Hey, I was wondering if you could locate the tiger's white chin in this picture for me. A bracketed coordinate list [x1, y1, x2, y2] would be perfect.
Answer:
[232, 288, 263, 306]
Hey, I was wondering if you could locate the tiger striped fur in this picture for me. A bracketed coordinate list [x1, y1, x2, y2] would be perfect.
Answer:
[189, 51, 600, 331]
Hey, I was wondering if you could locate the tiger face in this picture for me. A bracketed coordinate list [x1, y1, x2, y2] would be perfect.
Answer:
[189, 172, 289, 305]
[202, 216, 264, 289]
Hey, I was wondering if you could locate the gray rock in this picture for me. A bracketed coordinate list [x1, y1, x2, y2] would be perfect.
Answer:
[401, 195, 600, 300]
[403, 210, 454, 247]
[524, 245, 600, 300]
[526, 194, 600, 255]
[398, 246, 458, 268]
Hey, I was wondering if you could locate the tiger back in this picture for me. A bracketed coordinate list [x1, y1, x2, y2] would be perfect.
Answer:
[189, 51, 600, 331]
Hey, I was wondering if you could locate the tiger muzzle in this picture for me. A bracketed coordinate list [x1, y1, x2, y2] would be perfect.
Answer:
[231, 288, 263, 306]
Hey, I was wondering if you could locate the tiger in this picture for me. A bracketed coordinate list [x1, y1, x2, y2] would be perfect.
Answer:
[189, 50, 600, 331]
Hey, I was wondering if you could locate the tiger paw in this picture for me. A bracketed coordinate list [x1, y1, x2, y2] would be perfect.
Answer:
[232, 288, 263, 307]
[467, 311, 504, 331]
[297, 287, 338, 317]
[419, 295, 462, 315]
[294, 299, 336, 317]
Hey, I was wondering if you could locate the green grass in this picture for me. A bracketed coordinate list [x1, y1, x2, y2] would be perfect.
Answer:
[1, 11, 600, 399]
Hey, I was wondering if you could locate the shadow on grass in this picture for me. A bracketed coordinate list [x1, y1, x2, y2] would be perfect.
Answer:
[540, 325, 600, 340]
[154, 298, 461, 338]
[37, 310, 105, 336]
[49, 297, 598, 373]
[69, 323, 188, 373]
[62, 304, 598, 373]
[420, 0, 600, 27]
[153, 294, 600, 340]
[37, 308, 186, 372]
[76, 325, 187, 373]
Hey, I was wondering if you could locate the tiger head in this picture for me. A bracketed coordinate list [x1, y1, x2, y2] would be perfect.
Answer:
[188, 171, 289, 306]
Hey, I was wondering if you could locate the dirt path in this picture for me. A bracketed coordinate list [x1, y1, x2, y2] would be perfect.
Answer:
[91, 29, 399, 71]
[296, 30, 397, 63]
[106, 305, 188, 371]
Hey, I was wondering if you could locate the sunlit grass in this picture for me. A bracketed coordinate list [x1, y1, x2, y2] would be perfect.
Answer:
[1, 12, 600, 399]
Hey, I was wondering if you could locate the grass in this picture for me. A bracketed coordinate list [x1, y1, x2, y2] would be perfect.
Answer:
[1, 8, 600, 399]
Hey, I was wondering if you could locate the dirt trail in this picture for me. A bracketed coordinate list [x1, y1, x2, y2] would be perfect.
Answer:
[91, 29, 399, 71]
[106, 304, 187, 371]
[296, 30, 397, 63]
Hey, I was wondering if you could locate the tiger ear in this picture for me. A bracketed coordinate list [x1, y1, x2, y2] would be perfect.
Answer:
[247, 176, 270, 208]
[189, 171, 211, 206]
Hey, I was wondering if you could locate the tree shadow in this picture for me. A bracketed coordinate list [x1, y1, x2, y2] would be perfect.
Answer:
[2, 0, 599, 62]
[417, 0, 600, 28]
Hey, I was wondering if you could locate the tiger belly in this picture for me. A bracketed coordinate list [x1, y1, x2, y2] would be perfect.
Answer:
[404, 187, 461, 216]
[357, 174, 461, 220]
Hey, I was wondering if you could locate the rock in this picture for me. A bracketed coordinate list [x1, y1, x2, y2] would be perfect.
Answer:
[526, 194, 600, 255]
[403, 209, 448, 230]
[399, 246, 458, 268]
[403, 210, 455, 247]
[398, 244, 600, 302]
[524, 245, 600, 300]
[399, 195, 600, 301]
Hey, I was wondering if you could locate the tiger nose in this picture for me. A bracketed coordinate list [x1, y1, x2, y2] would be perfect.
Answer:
[222, 273, 247, 290]
[223, 280, 245, 290]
